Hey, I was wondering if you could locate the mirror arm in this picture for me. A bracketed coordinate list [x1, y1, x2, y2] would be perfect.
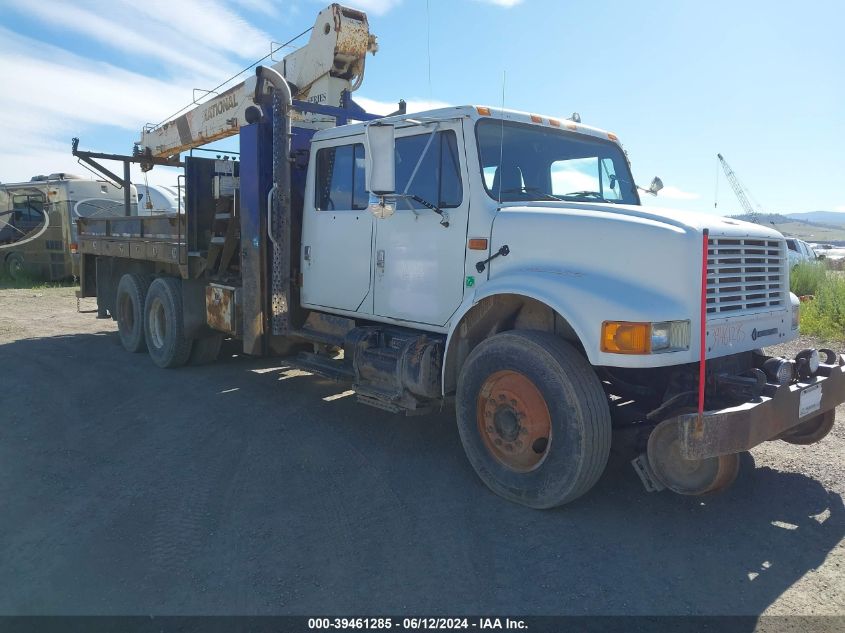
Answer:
[408, 194, 449, 227]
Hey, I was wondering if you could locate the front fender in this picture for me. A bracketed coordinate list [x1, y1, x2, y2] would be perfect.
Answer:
[445, 268, 694, 374]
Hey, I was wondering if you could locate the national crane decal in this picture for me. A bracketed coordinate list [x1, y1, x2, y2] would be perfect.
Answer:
[203, 93, 239, 122]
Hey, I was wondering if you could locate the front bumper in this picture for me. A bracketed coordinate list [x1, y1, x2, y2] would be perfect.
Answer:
[671, 355, 845, 459]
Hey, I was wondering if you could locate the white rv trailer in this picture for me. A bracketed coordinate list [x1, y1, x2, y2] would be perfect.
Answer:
[0, 173, 137, 280]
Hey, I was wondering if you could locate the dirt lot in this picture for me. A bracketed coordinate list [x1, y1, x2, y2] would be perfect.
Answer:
[1, 286, 843, 616]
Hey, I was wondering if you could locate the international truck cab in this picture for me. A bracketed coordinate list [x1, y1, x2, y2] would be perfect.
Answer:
[75, 4, 844, 509]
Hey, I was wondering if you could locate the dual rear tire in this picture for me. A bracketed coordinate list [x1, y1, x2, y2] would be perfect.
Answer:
[114, 274, 221, 368]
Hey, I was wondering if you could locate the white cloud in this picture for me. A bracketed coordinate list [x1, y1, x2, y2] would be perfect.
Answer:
[231, 0, 282, 17]
[6, 0, 278, 85]
[0, 28, 198, 185]
[474, 0, 525, 7]
[353, 96, 452, 115]
[0, 0, 408, 191]
[835, 205, 845, 212]
[658, 185, 700, 200]
[0, 0, 284, 189]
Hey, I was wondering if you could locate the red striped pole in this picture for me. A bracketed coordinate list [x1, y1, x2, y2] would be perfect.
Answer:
[698, 228, 710, 417]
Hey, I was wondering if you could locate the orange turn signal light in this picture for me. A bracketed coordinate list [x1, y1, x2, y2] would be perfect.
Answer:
[70, 243, 78, 254]
[601, 321, 650, 354]
[476, 106, 491, 116]
[468, 238, 488, 251]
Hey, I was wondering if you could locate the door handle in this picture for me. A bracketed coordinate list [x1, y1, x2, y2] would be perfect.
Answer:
[304, 245, 311, 261]
[376, 249, 385, 269]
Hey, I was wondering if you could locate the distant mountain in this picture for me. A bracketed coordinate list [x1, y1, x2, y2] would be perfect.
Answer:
[728, 212, 845, 243]
[786, 211, 845, 225]
[731, 213, 793, 224]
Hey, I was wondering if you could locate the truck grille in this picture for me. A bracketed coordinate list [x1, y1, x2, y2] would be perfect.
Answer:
[706, 237, 786, 315]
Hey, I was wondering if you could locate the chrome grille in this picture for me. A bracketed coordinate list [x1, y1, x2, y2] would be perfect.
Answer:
[706, 237, 786, 315]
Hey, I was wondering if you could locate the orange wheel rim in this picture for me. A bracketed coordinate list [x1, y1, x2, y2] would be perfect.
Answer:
[476, 370, 552, 472]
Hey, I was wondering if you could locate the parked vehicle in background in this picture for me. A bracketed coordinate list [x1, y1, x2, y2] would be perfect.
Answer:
[137, 183, 182, 215]
[786, 237, 819, 266]
[0, 174, 137, 280]
[0, 204, 44, 245]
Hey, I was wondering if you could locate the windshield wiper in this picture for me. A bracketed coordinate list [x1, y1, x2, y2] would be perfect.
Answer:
[500, 187, 565, 202]
[562, 190, 604, 199]
[560, 190, 623, 203]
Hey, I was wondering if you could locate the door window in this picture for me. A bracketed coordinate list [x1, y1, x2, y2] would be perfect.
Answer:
[315, 143, 367, 211]
[12, 193, 45, 223]
[395, 130, 462, 209]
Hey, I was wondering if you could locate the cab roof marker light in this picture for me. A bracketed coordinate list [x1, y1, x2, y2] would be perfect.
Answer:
[549, 118, 561, 127]
[608, 132, 619, 141]
[530, 114, 542, 123]
[476, 106, 491, 116]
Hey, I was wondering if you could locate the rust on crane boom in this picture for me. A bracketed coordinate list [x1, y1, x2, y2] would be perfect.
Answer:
[138, 3, 378, 161]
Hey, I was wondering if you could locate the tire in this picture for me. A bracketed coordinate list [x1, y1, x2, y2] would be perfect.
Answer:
[780, 410, 835, 445]
[456, 331, 611, 508]
[143, 277, 193, 368]
[6, 253, 25, 280]
[115, 273, 150, 353]
[189, 333, 223, 366]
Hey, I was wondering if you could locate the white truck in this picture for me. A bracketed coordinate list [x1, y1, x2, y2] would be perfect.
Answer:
[74, 4, 844, 508]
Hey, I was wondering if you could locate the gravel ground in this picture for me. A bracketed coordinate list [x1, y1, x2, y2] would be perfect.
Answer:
[0, 286, 843, 616]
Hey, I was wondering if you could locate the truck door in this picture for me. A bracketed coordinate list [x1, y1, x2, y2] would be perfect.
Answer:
[373, 122, 469, 326]
[301, 140, 374, 313]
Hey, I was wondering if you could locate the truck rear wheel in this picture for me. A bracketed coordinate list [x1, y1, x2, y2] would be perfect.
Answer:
[456, 331, 611, 508]
[189, 334, 224, 366]
[144, 277, 193, 369]
[780, 410, 835, 445]
[115, 273, 150, 353]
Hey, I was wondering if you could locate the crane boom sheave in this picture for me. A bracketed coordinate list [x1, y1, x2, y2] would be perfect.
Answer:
[717, 152, 759, 222]
[138, 3, 377, 160]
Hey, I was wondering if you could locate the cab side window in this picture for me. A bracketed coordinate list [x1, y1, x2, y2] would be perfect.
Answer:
[315, 143, 367, 211]
[395, 130, 462, 209]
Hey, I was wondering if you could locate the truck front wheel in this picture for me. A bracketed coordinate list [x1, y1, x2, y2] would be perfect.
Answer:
[144, 277, 193, 368]
[456, 331, 611, 508]
[115, 273, 150, 353]
[6, 253, 25, 280]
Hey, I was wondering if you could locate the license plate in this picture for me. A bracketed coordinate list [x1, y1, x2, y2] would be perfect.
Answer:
[799, 383, 823, 418]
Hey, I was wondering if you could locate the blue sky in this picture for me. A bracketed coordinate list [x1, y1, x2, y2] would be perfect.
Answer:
[1, 0, 843, 216]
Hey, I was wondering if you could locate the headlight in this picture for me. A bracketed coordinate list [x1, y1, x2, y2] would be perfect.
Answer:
[795, 348, 820, 378]
[601, 320, 690, 354]
[763, 357, 794, 385]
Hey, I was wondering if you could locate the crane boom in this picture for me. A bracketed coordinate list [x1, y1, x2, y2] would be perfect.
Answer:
[717, 153, 758, 222]
[138, 3, 377, 160]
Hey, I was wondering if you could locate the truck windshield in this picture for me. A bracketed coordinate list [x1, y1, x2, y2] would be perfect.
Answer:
[476, 119, 639, 205]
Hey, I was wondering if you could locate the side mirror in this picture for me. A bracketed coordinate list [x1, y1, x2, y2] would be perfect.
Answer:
[365, 122, 396, 195]
[648, 176, 663, 196]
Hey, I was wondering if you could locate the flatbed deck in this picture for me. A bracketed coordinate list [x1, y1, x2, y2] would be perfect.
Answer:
[78, 214, 187, 266]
